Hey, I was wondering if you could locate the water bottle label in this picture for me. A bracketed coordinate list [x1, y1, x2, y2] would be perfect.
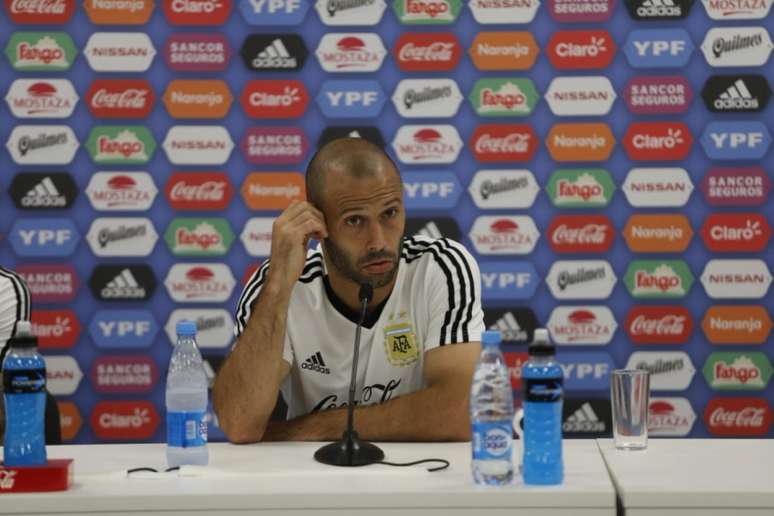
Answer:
[167, 411, 207, 448]
[525, 378, 563, 403]
[472, 421, 512, 461]
[2, 369, 46, 394]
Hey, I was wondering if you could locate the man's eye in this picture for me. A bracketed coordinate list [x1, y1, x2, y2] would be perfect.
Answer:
[346, 216, 362, 226]
[384, 208, 398, 218]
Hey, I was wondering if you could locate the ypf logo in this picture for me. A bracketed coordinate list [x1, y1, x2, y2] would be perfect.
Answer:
[700, 121, 771, 160]
[546, 260, 617, 300]
[5, 79, 78, 119]
[705, 397, 772, 436]
[624, 0, 693, 19]
[623, 167, 693, 207]
[625, 306, 692, 344]
[32, 309, 80, 349]
[86, 126, 155, 165]
[240, 0, 310, 25]
[5, 31, 76, 72]
[393, 79, 463, 118]
[317, 80, 385, 119]
[548, 30, 616, 69]
[547, 215, 614, 253]
[162, 0, 232, 25]
[165, 172, 234, 211]
[557, 351, 614, 390]
[467, 0, 539, 24]
[17, 264, 78, 304]
[624, 122, 692, 161]
[84, 0, 154, 24]
[624, 29, 693, 68]
[163, 125, 235, 165]
[480, 261, 539, 301]
[623, 214, 693, 253]
[544, 76, 616, 117]
[91, 401, 159, 440]
[163, 80, 233, 119]
[241, 34, 308, 71]
[469, 169, 539, 210]
[5, 0, 76, 23]
[9, 218, 79, 257]
[701, 0, 772, 19]
[6, 125, 79, 165]
[86, 172, 158, 212]
[702, 305, 772, 345]
[546, 168, 615, 208]
[702, 75, 771, 113]
[243, 80, 309, 119]
[701, 213, 770, 253]
[394, 32, 460, 72]
[242, 127, 308, 165]
[164, 33, 232, 72]
[549, 0, 616, 21]
[701, 27, 773, 67]
[316, 0, 386, 25]
[469, 32, 539, 71]
[701, 259, 772, 299]
[546, 123, 615, 161]
[547, 306, 617, 346]
[86, 79, 155, 119]
[403, 171, 462, 210]
[392, 125, 463, 164]
[702, 167, 771, 207]
[315, 33, 386, 72]
[89, 310, 159, 349]
[624, 76, 692, 115]
[624, 260, 694, 299]
[10, 172, 77, 210]
[470, 124, 537, 162]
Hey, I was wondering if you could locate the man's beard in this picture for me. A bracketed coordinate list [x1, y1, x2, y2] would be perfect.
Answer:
[324, 237, 401, 288]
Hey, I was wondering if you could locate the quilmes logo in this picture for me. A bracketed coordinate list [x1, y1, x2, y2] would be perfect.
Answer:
[623, 168, 693, 207]
[10, 172, 77, 210]
[240, 217, 274, 256]
[626, 305, 692, 344]
[469, 78, 538, 117]
[165, 172, 233, 211]
[164, 33, 232, 72]
[624, 260, 694, 299]
[405, 217, 461, 240]
[316, 0, 386, 24]
[626, 351, 696, 391]
[469, 169, 539, 209]
[315, 33, 386, 72]
[6, 79, 78, 118]
[563, 399, 612, 436]
[701, 27, 773, 67]
[544, 76, 616, 117]
[547, 306, 617, 346]
[470, 124, 537, 162]
[546, 260, 617, 300]
[393, 79, 463, 118]
[84, 0, 154, 24]
[624, 0, 693, 19]
[9, 218, 79, 257]
[241, 34, 308, 71]
[468, 0, 539, 24]
[394, 32, 461, 72]
[624, 29, 693, 68]
[480, 261, 539, 301]
[83, 32, 156, 72]
[162, 0, 232, 25]
[546, 123, 615, 162]
[702, 0, 772, 19]
[701, 213, 770, 253]
[90, 265, 157, 302]
[701, 259, 772, 299]
[547, 215, 614, 254]
[31, 309, 80, 349]
[702, 167, 770, 207]
[165, 309, 234, 349]
[624, 122, 692, 161]
[702, 75, 770, 113]
[624, 76, 692, 115]
[242, 127, 308, 165]
[165, 217, 235, 256]
[243, 80, 309, 119]
[91, 401, 159, 440]
[548, 30, 616, 70]
[163, 80, 233, 119]
[546, 168, 614, 208]
[86, 79, 155, 119]
[89, 310, 159, 349]
[17, 264, 78, 304]
[5, 0, 76, 23]
[549, 0, 616, 21]
[648, 398, 696, 437]
[90, 356, 158, 394]
[86, 217, 159, 257]
[45, 355, 83, 396]
[557, 351, 614, 390]
[86, 172, 157, 211]
[317, 80, 385, 119]
[6, 125, 78, 165]
[705, 397, 772, 437]
[469, 215, 540, 255]
[5, 32, 77, 71]
[703, 352, 773, 391]
[163, 126, 234, 165]
[702, 305, 772, 345]
[393, 0, 462, 23]
[485, 308, 538, 344]
[700, 121, 771, 160]
[318, 126, 385, 148]
[392, 125, 463, 164]
[402, 171, 461, 210]
[86, 126, 155, 165]
[622, 213, 693, 253]
[469, 32, 539, 71]
[240, 0, 310, 24]
[164, 263, 236, 303]
[241, 172, 305, 210]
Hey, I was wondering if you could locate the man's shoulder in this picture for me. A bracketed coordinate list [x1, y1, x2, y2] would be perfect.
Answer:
[401, 235, 478, 271]
[243, 247, 325, 293]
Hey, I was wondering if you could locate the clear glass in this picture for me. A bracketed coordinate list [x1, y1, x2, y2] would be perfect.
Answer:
[611, 369, 650, 450]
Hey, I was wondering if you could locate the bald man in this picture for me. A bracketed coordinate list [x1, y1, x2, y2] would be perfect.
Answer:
[214, 138, 484, 443]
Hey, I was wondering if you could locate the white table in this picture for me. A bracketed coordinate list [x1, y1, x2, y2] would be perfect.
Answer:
[1, 441, 616, 516]
[598, 439, 774, 516]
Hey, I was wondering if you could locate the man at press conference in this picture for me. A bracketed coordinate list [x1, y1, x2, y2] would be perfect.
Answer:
[213, 138, 485, 443]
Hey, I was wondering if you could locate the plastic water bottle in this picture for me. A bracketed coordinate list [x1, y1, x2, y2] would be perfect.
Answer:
[470, 330, 514, 485]
[2, 321, 47, 466]
[166, 320, 208, 467]
[521, 328, 563, 485]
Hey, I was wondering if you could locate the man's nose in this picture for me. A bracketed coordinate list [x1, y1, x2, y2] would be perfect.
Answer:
[367, 222, 386, 252]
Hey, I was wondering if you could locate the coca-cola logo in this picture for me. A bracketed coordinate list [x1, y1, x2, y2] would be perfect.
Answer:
[625, 306, 692, 344]
[6, 0, 75, 23]
[165, 172, 233, 211]
[86, 80, 155, 119]
[547, 215, 614, 253]
[470, 124, 537, 162]
[704, 397, 772, 436]
[393, 32, 461, 72]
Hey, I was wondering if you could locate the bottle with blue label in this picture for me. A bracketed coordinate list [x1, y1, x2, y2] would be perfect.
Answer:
[470, 330, 514, 485]
[2, 321, 47, 466]
[521, 328, 563, 485]
[166, 320, 208, 467]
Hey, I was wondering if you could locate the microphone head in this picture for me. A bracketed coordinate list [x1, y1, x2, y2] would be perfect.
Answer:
[358, 283, 374, 303]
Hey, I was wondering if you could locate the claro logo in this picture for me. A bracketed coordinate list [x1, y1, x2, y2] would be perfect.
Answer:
[91, 400, 159, 439]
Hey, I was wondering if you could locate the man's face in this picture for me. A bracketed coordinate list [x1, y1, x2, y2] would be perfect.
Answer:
[321, 162, 405, 289]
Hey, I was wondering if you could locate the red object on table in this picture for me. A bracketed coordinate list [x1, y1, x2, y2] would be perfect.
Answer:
[0, 459, 73, 493]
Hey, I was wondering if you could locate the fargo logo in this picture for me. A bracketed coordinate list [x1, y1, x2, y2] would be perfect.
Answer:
[163, 125, 234, 165]
[316, 0, 385, 25]
[164, 263, 236, 303]
[623, 29, 693, 68]
[548, 0, 616, 22]
[86, 126, 155, 165]
[547, 306, 617, 346]
[624, 0, 694, 20]
[705, 397, 772, 437]
[470, 124, 537, 162]
[394, 79, 463, 118]
[6, 125, 78, 165]
[5, 32, 77, 72]
[32, 309, 80, 349]
[548, 215, 614, 254]
[241, 172, 305, 210]
[624, 260, 694, 299]
[702, 167, 770, 207]
[163, 80, 233, 119]
[316, 80, 385, 119]
[701, 0, 772, 19]
[701, 27, 773, 67]
[83, 32, 156, 72]
[557, 351, 614, 390]
[5, 79, 78, 119]
[91, 401, 159, 440]
[480, 261, 539, 301]
[648, 398, 696, 436]
[548, 30, 616, 69]
[240, 217, 274, 256]
[622, 167, 693, 207]
[469, 169, 539, 209]
[84, 0, 154, 24]
[90, 356, 158, 394]
[701, 259, 772, 299]
[544, 76, 616, 117]
[470, 78, 538, 117]
[700, 213, 770, 253]
[5, 0, 76, 23]
[700, 121, 771, 160]
[624, 122, 692, 161]
[315, 33, 386, 72]
[468, 0, 539, 23]
[392, 125, 463, 164]
[546, 123, 615, 161]
[89, 309, 159, 349]
[17, 264, 78, 304]
[546, 260, 617, 300]
[164, 33, 232, 72]
[165, 309, 234, 349]
[242, 80, 309, 119]
[393, 0, 462, 24]
[86, 172, 157, 211]
[702, 75, 770, 113]
[702, 305, 772, 345]
[402, 171, 461, 210]
[86, 217, 158, 257]
[241, 34, 308, 71]
[625, 305, 692, 344]
[164, 217, 235, 256]
[240, 0, 310, 25]
[626, 351, 695, 391]
[623, 214, 693, 253]
[242, 126, 307, 165]
[9, 218, 79, 257]
[485, 308, 538, 344]
[165, 172, 233, 211]
[703, 352, 773, 391]
[90, 265, 157, 302]
[394, 32, 460, 71]
[162, 0, 232, 25]
[624, 76, 692, 115]
[469, 216, 540, 255]
[469, 31, 539, 71]
[546, 168, 614, 208]
[86, 79, 155, 119]
[10, 172, 77, 210]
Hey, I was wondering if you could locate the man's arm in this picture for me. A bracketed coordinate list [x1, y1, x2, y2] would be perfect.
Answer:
[262, 341, 481, 442]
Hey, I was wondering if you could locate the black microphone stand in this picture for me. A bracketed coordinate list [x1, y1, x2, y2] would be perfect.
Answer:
[314, 284, 385, 466]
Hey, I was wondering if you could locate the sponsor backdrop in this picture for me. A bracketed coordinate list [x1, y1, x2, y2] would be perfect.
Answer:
[1, 0, 773, 443]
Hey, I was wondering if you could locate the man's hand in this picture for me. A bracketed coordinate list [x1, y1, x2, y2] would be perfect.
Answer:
[267, 201, 328, 292]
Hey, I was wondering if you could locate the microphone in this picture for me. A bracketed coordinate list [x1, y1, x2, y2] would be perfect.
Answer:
[314, 283, 385, 467]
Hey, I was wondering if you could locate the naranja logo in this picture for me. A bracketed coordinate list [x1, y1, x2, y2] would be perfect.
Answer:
[546, 123, 615, 161]
[84, 0, 154, 24]
[163, 79, 233, 119]
[241, 172, 305, 210]
[469, 32, 539, 71]
[702, 305, 772, 345]
[57, 401, 82, 441]
[623, 213, 693, 253]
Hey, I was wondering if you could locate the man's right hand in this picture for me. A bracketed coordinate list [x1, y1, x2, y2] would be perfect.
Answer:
[267, 201, 328, 291]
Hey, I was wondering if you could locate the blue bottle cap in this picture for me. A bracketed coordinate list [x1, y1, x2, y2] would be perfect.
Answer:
[481, 330, 501, 346]
[176, 320, 197, 336]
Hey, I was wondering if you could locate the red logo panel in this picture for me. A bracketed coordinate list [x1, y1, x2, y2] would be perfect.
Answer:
[31, 309, 80, 349]
[624, 122, 693, 161]
[705, 398, 772, 437]
[5, 0, 75, 23]
[547, 30, 615, 70]
[625, 306, 692, 344]
[162, 0, 231, 25]
[700, 213, 771, 253]
[91, 401, 159, 440]
[240, 80, 309, 119]
[86, 80, 155, 119]
[470, 124, 537, 162]
[165, 172, 234, 211]
[547, 215, 614, 253]
[393, 32, 461, 72]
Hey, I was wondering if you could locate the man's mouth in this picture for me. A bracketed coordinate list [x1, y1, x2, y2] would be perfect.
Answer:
[362, 259, 394, 274]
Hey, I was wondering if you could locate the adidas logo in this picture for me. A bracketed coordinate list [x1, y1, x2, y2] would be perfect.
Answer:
[301, 351, 331, 375]
[563, 402, 606, 433]
[714, 79, 759, 111]
[100, 268, 146, 299]
[490, 312, 529, 342]
[348, 130, 362, 138]
[637, 0, 681, 16]
[21, 177, 66, 208]
[416, 221, 443, 239]
[251, 39, 297, 69]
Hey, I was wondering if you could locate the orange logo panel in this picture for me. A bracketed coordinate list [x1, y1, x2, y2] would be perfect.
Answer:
[58, 401, 82, 441]
[546, 123, 615, 162]
[469, 32, 539, 71]
[241, 172, 305, 210]
[163, 80, 233, 119]
[84, 0, 154, 24]
[623, 214, 693, 253]
[702, 305, 772, 345]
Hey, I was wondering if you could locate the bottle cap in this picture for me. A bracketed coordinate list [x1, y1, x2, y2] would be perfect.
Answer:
[528, 328, 554, 356]
[8, 320, 38, 349]
[176, 319, 197, 336]
[481, 330, 501, 347]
